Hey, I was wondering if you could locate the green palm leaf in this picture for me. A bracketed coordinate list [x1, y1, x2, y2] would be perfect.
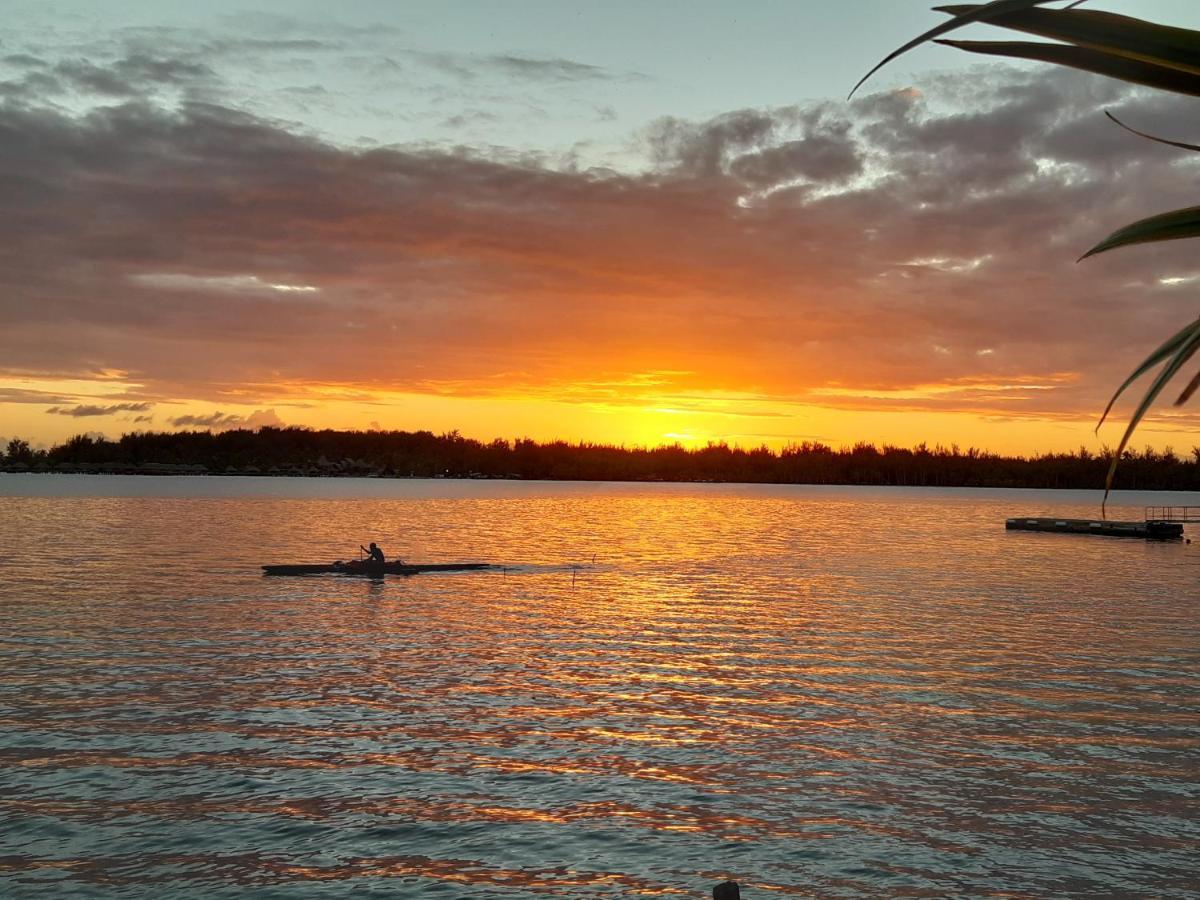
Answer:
[1103, 318, 1200, 505]
[1079, 206, 1200, 260]
[848, 0, 1066, 99]
[1104, 111, 1200, 153]
[858, 4, 1200, 502]
[1173, 366, 1200, 405]
[935, 38, 1200, 97]
[935, 4, 1200, 74]
[1097, 316, 1200, 431]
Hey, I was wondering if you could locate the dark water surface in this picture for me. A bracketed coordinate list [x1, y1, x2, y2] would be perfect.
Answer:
[2, 475, 1198, 898]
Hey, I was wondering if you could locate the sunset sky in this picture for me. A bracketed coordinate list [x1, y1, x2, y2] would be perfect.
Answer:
[5, 0, 1200, 454]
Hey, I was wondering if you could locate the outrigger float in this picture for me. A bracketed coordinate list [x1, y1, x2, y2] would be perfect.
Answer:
[262, 561, 494, 577]
[1005, 506, 1197, 541]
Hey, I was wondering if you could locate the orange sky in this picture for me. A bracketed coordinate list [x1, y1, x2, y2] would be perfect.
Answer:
[8, 367, 1200, 458]
[4, 11, 1200, 456]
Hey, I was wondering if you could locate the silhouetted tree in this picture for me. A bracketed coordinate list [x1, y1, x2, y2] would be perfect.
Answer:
[12, 426, 1199, 491]
[5, 437, 33, 465]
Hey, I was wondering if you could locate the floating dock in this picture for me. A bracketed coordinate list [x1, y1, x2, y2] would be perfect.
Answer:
[1005, 517, 1183, 540]
[1006, 506, 1199, 540]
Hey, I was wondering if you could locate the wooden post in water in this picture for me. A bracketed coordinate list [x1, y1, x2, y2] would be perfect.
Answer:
[713, 881, 740, 899]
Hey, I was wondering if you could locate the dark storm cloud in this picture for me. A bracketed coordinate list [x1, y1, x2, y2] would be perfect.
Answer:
[3, 64, 1199, 427]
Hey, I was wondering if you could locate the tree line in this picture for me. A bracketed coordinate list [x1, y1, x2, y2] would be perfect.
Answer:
[5, 428, 1200, 490]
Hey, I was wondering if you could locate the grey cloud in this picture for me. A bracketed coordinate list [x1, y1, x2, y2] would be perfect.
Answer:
[0, 388, 73, 405]
[730, 133, 862, 187]
[111, 54, 213, 86]
[409, 48, 626, 84]
[53, 59, 143, 96]
[441, 109, 500, 129]
[202, 37, 332, 56]
[850, 87, 920, 123]
[169, 412, 242, 428]
[3, 54, 45, 68]
[211, 12, 401, 42]
[647, 109, 781, 177]
[1, 51, 216, 101]
[647, 105, 865, 188]
[91, 22, 343, 60]
[1037, 90, 1199, 169]
[277, 84, 330, 98]
[0, 69, 64, 101]
[47, 402, 154, 417]
[168, 410, 284, 431]
[3, 65, 1200, 426]
[488, 54, 610, 82]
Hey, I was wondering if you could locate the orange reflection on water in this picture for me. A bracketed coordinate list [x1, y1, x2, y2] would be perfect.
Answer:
[4, 482, 1199, 897]
[273, 856, 694, 895]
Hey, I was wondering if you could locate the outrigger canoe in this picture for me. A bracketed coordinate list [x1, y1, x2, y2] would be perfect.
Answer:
[262, 561, 493, 577]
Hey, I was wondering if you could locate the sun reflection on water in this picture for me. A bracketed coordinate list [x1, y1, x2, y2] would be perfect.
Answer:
[1, 479, 1198, 896]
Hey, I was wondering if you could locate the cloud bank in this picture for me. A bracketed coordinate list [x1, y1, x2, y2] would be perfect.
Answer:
[3, 48, 1200, 441]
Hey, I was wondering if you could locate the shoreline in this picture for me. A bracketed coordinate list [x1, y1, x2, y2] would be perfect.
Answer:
[4, 468, 1200, 495]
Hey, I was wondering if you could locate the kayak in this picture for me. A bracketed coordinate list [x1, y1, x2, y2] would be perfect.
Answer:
[262, 561, 493, 577]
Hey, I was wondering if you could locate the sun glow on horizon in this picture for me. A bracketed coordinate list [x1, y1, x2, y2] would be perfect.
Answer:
[6, 369, 1200, 458]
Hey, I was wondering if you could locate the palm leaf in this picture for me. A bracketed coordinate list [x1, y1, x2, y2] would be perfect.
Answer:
[1103, 319, 1200, 504]
[935, 39, 1200, 97]
[935, 4, 1200, 75]
[1097, 316, 1200, 431]
[1174, 367, 1200, 405]
[1079, 206, 1200, 260]
[861, 4, 1200, 505]
[848, 0, 1067, 99]
[1105, 111, 1200, 153]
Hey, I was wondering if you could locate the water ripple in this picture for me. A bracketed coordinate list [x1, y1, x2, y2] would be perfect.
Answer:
[2, 477, 1198, 897]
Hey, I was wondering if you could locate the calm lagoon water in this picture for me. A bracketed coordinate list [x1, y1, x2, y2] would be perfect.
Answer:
[1, 475, 1198, 898]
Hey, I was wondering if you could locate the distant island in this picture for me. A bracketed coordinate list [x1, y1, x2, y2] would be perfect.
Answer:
[3, 427, 1199, 491]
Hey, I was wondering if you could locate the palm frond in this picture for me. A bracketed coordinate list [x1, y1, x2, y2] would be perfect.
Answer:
[935, 4, 1200, 74]
[848, 0, 1066, 99]
[1174, 367, 1200, 405]
[1104, 111, 1200, 153]
[857, 4, 1200, 501]
[935, 38, 1200, 97]
[1097, 316, 1200, 431]
[1103, 318, 1200, 505]
[1079, 206, 1200, 260]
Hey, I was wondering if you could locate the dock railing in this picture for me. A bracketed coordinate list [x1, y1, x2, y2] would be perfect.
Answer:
[1145, 506, 1200, 523]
